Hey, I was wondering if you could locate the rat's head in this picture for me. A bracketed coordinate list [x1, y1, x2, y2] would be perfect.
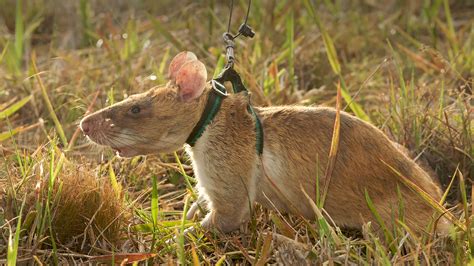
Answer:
[80, 51, 208, 157]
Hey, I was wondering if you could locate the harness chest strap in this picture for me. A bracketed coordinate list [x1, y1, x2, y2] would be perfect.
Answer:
[185, 80, 264, 155]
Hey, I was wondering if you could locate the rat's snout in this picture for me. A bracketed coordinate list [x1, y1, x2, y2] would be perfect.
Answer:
[80, 116, 95, 135]
[79, 117, 88, 133]
[80, 113, 111, 135]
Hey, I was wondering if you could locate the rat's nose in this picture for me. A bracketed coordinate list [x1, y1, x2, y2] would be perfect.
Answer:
[80, 118, 91, 135]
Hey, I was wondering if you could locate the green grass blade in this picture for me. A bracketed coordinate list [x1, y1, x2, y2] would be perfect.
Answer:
[303, 0, 341, 75]
[150, 174, 159, 251]
[212, 54, 225, 78]
[458, 170, 473, 255]
[23, 14, 42, 41]
[270, 214, 295, 238]
[380, 159, 463, 230]
[7, 195, 26, 266]
[0, 40, 9, 63]
[14, 0, 23, 63]
[442, 0, 458, 55]
[107, 87, 115, 105]
[0, 127, 21, 142]
[321, 29, 341, 75]
[301, 185, 342, 247]
[0, 95, 32, 120]
[340, 78, 371, 122]
[49, 139, 56, 188]
[173, 152, 196, 197]
[387, 41, 407, 100]
[304, 0, 371, 123]
[52, 150, 65, 181]
[31, 53, 68, 147]
[177, 196, 190, 265]
[79, 0, 93, 46]
[157, 46, 171, 83]
[255, 233, 272, 266]
[215, 255, 227, 266]
[109, 163, 122, 199]
[440, 167, 457, 205]
[151, 175, 159, 227]
[48, 211, 59, 265]
[364, 189, 396, 253]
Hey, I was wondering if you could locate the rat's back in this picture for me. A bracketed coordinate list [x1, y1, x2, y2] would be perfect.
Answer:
[256, 106, 448, 235]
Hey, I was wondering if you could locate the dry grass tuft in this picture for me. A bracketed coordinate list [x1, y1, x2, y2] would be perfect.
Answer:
[1, 154, 125, 256]
[50, 166, 125, 250]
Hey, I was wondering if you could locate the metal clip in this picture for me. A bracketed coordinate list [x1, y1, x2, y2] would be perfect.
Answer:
[223, 33, 235, 68]
[238, 23, 255, 38]
[211, 80, 229, 97]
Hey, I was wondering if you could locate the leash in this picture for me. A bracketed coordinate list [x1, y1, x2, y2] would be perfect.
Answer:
[185, 0, 264, 155]
[215, 0, 263, 155]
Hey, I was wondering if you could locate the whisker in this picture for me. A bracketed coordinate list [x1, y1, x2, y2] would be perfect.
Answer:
[108, 133, 148, 148]
[106, 135, 137, 150]
[106, 133, 143, 145]
[106, 131, 178, 146]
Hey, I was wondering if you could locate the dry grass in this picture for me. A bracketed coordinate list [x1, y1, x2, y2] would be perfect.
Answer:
[50, 166, 124, 249]
[0, 0, 473, 264]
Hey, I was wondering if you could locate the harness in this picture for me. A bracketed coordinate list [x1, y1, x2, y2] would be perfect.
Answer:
[186, 0, 263, 154]
[185, 67, 264, 155]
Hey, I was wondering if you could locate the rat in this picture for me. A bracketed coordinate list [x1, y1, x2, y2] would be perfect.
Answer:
[80, 51, 450, 237]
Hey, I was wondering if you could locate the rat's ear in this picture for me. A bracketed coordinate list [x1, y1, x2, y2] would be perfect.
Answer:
[176, 60, 207, 101]
[168, 51, 198, 82]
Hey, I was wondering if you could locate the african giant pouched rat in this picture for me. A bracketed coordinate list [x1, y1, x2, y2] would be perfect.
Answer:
[80, 51, 450, 236]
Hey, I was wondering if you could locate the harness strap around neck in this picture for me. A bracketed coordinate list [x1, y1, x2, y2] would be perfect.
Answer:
[185, 81, 226, 146]
[185, 79, 264, 155]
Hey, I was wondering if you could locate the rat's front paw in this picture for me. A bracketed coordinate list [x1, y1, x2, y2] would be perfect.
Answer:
[165, 226, 197, 245]
[200, 211, 242, 233]
[186, 195, 207, 220]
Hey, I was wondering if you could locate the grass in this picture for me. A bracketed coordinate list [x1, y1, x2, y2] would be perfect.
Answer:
[0, 0, 473, 264]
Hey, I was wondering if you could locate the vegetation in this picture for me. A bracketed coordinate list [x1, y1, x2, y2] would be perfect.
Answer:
[0, 0, 472, 264]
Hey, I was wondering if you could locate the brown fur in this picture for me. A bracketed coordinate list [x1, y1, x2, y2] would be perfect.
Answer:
[80, 54, 450, 237]
[80, 82, 449, 236]
[80, 84, 207, 157]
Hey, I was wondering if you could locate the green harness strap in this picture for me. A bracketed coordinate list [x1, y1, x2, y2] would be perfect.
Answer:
[185, 77, 264, 155]
[185, 81, 226, 147]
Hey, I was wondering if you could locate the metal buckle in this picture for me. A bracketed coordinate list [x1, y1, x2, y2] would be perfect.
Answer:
[211, 79, 229, 97]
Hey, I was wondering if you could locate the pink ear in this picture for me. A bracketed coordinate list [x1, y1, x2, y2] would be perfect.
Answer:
[168, 51, 198, 82]
[176, 60, 207, 101]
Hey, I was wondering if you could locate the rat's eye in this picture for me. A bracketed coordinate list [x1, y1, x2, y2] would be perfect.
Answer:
[130, 105, 141, 114]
